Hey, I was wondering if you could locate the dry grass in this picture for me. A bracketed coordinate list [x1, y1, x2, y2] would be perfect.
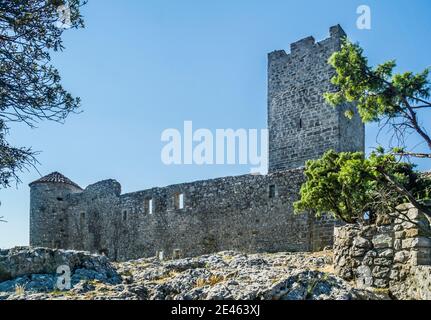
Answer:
[373, 288, 390, 295]
[15, 284, 25, 295]
[195, 274, 225, 288]
[120, 269, 133, 277]
[222, 255, 234, 264]
[150, 270, 180, 284]
[309, 250, 334, 258]
[271, 277, 283, 284]
[314, 264, 335, 274]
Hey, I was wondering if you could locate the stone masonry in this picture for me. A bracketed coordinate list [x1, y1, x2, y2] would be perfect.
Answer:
[334, 203, 431, 299]
[29, 25, 364, 262]
[268, 25, 364, 172]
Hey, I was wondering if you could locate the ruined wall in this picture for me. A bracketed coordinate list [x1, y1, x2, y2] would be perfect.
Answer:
[268, 25, 365, 172]
[31, 169, 335, 262]
[334, 203, 431, 299]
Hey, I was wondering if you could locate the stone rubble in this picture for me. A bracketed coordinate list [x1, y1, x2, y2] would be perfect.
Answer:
[0, 247, 385, 300]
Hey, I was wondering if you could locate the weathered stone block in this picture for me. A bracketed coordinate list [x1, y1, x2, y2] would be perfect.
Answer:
[402, 237, 431, 249]
[351, 248, 367, 258]
[396, 203, 415, 212]
[401, 221, 417, 230]
[336, 255, 347, 267]
[389, 269, 399, 281]
[376, 214, 392, 226]
[373, 278, 389, 288]
[362, 250, 377, 266]
[353, 237, 371, 249]
[359, 225, 377, 239]
[335, 266, 352, 280]
[394, 231, 406, 239]
[378, 249, 394, 258]
[394, 251, 410, 264]
[372, 234, 393, 249]
[404, 229, 419, 238]
[406, 208, 420, 220]
[374, 258, 392, 267]
[356, 265, 373, 289]
[372, 266, 390, 278]
[393, 225, 403, 232]
[394, 239, 402, 251]
[377, 225, 393, 234]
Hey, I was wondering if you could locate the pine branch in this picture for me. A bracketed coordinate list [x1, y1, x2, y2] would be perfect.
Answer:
[376, 166, 431, 219]
[392, 151, 431, 159]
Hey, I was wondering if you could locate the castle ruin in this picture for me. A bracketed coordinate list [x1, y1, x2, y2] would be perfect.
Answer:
[29, 25, 365, 261]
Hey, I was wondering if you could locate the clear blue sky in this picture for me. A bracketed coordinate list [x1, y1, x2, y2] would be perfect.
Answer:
[1, 0, 430, 248]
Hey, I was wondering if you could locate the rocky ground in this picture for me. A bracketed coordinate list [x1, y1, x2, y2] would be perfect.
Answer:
[0, 247, 389, 300]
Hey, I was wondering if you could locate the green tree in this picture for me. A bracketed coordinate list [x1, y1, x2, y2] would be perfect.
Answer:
[324, 39, 431, 158]
[295, 39, 431, 224]
[0, 0, 86, 188]
[294, 149, 431, 224]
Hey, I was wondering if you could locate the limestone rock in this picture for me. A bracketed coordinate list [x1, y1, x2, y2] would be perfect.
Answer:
[0, 248, 382, 300]
[0, 247, 120, 294]
[372, 234, 393, 249]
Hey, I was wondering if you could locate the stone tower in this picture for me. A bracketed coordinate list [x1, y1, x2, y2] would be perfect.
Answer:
[268, 25, 365, 172]
[29, 172, 82, 248]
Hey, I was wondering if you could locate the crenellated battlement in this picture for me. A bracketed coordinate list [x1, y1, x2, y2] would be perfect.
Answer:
[268, 25, 346, 65]
[290, 36, 316, 53]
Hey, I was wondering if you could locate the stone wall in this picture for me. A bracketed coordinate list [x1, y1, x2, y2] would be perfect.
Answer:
[30, 169, 335, 262]
[268, 25, 365, 172]
[334, 203, 431, 299]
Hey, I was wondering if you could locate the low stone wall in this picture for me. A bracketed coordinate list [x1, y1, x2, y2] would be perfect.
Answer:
[333, 203, 431, 299]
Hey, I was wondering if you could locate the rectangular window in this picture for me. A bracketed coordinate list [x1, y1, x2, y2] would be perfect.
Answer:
[148, 198, 154, 214]
[179, 193, 184, 209]
[174, 193, 184, 210]
[269, 185, 277, 198]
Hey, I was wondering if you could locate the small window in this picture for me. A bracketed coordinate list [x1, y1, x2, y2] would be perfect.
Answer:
[299, 118, 303, 129]
[158, 251, 164, 261]
[172, 249, 182, 260]
[80, 212, 86, 219]
[122, 210, 127, 221]
[179, 193, 184, 209]
[57, 197, 63, 201]
[148, 198, 154, 214]
[174, 193, 184, 210]
[269, 185, 277, 198]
